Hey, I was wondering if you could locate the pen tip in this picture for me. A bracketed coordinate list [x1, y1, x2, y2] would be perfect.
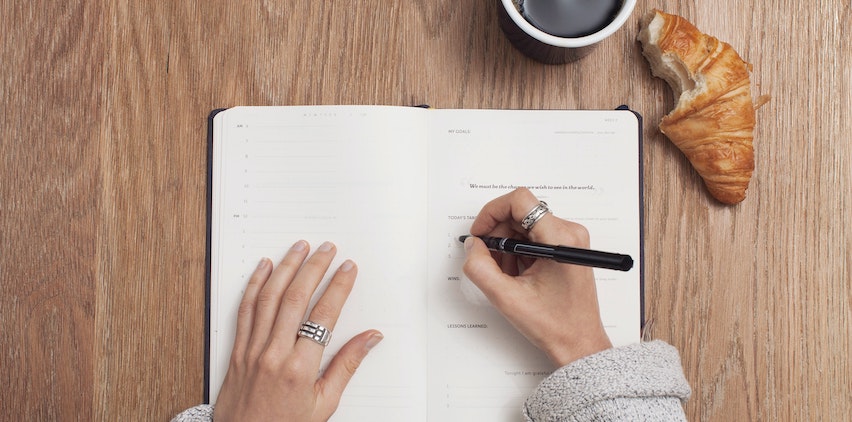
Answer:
[458, 235, 470, 243]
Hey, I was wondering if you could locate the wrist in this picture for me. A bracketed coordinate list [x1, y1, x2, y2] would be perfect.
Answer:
[549, 330, 613, 367]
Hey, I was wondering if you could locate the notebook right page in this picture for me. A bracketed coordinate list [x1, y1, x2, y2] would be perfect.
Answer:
[424, 109, 642, 421]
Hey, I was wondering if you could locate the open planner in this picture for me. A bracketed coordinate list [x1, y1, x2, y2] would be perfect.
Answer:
[207, 105, 644, 421]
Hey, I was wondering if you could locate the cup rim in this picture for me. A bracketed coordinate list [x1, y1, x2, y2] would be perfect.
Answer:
[500, 0, 637, 47]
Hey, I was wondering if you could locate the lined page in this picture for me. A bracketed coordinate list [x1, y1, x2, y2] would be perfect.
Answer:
[210, 106, 430, 419]
[425, 109, 642, 421]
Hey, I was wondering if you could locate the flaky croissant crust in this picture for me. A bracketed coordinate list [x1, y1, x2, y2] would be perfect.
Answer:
[639, 9, 756, 205]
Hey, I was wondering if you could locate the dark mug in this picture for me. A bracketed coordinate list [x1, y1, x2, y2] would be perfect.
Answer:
[498, 0, 637, 64]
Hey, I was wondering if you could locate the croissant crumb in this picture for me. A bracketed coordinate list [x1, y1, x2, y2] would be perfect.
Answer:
[638, 9, 756, 205]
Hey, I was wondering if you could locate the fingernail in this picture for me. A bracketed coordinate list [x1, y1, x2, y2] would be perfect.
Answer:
[291, 240, 307, 252]
[365, 332, 384, 351]
[463, 236, 475, 252]
[256, 258, 270, 270]
[318, 241, 334, 252]
[339, 259, 355, 272]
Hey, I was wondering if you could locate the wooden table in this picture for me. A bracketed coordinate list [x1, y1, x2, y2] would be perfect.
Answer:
[2, 1, 849, 420]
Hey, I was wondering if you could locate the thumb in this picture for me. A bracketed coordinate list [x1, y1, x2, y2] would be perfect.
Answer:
[461, 236, 514, 306]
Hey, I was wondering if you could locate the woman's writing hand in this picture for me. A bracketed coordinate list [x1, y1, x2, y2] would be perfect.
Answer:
[462, 188, 612, 367]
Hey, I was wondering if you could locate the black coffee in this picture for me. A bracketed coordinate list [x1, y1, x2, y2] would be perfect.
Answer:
[519, 0, 621, 38]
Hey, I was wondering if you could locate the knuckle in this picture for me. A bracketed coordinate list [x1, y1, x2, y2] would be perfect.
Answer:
[310, 300, 337, 322]
[255, 289, 281, 309]
[257, 350, 283, 372]
[340, 355, 362, 377]
[245, 344, 265, 363]
[301, 258, 330, 276]
[514, 186, 533, 197]
[280, 356, 312, 381]
[546, 220, 591, 248]
[237, 299, 256, 319]
[282, 286, 311, 308]
[565, 223, 591, 247]
[229, 347, 246, 368]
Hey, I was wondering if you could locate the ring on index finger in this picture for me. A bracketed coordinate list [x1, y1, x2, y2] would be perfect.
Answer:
[521, 201, 550, 231]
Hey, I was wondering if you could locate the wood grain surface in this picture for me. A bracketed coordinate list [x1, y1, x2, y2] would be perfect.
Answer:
[1, 0, 849, 420]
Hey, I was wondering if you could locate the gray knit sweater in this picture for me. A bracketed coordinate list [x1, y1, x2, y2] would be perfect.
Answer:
[523, 340, 690, 421]
[173, 340, 690, 421]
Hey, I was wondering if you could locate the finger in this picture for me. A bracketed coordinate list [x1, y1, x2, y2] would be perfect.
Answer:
[232, 258, 273, 360]
[293, 259, 357, 356]
[462, 236, 518, 309]
[315, 330, 384, 417]
[270, 241, 337, 350]
[490, 249, 516, 276]
[534, 218, 592, 249]
[469, 187, 542, 236]
[471, 188, 590, 248]
[247, 240, 310, 356]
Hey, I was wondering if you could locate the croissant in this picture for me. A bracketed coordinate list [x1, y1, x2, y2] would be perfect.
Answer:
[638, 9, 756, 205]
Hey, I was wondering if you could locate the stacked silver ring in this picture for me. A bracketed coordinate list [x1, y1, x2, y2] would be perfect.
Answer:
[521, 201, 550, 230]
[297, 320, 332, 347]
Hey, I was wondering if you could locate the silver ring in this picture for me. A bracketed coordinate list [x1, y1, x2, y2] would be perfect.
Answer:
[297, 320, 332, 347]
[521, 201, 550, 230]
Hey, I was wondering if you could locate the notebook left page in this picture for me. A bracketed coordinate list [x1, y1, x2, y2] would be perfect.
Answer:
[209, 106, 430, 419]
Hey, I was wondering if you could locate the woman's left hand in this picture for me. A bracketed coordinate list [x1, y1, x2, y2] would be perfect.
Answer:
[213, 240, 383, 422]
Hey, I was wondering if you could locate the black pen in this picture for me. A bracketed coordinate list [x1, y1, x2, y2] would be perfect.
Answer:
[458, 235, 634, 272]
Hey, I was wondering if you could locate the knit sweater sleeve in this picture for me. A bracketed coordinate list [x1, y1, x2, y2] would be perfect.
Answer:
[523, 340, 691, 421]
[170, 404, 214, 421]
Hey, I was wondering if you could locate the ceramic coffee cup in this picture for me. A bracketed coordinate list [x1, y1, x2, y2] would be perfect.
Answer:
[498, 0, 637, 64]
